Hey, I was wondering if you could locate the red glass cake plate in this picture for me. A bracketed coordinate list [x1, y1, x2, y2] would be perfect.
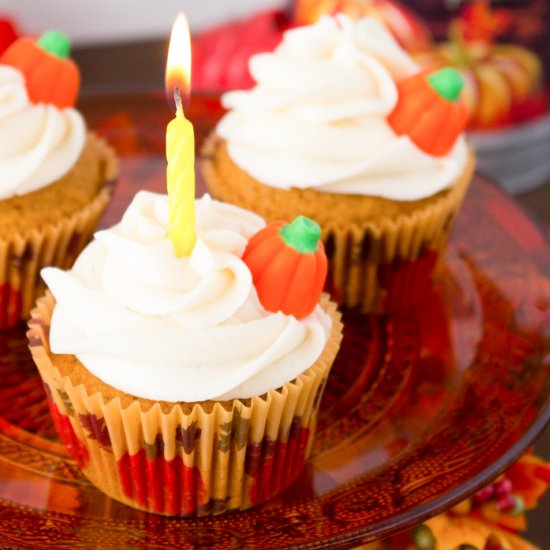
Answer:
[0, 94, 549, 549]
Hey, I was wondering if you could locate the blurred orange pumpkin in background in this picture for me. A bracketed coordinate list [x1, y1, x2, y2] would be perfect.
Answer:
[416, 39, 544, 130]
[191, 0, 549, 192]
[292, 0, 547, 130]
[292, 0, 433, 53]
[414, 1, 546, 130]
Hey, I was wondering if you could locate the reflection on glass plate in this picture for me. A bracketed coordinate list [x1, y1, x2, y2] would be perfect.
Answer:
[1, 92, 549, 547]
[0, 176, 548, 549]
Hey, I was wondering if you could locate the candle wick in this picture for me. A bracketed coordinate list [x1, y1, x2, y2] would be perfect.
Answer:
[174, 87, 184, 116]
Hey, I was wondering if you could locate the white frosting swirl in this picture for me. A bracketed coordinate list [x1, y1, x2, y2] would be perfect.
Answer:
[42, 192, 332, 402]
[217, 16, 469, 201]
[0, 66, 85, 200]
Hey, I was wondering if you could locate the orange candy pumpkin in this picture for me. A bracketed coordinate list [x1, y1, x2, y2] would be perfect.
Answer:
[388, 67, 469, 156]
[1, 30, 80, 108]
[242, 216, 327, 320]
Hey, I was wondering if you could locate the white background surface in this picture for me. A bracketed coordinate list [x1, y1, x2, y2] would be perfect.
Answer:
[0, 0, 285, 45]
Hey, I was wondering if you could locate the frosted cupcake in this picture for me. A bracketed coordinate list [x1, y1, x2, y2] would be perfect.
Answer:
[202, 16, 475, 313]
[28, 192, 342, 516]
[0, 31, 117, 328]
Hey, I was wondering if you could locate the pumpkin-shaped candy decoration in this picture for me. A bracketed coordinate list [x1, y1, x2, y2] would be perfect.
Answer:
[242, 216, 327, 320]
[388, 67, 469, 157]
[1, 30, 80, 108]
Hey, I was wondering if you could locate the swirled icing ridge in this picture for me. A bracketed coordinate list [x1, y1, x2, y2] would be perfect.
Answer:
[42, 192, 332, 402]
[217, 16, 469, 201]
[0, 66, 85, 200]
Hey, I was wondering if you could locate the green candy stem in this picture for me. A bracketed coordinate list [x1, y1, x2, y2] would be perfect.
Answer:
[280, 216, 321, 254]
[427, 67, 464, 102]
[37, 30, 71, 59]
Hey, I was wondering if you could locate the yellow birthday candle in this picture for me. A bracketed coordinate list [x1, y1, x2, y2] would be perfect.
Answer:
[165, 13, 196, 257]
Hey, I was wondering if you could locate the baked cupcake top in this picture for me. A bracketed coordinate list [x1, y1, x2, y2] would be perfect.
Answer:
[217, 15, 469, 201]
[0, 32, 86, 200]
[42, 192, 332, 403]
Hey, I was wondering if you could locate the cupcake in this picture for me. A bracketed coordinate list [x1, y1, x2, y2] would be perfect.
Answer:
[202, 15, 475, 313]
[0, 31, 117, 328]
[28, 192, 342, 516]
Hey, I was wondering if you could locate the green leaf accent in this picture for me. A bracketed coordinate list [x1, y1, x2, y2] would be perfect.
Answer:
[279, 216, 321, 254]
[217, 421, 232, 453]
[217, 409, 251, 452]
[427, 67, 464, 102]
[510, 495, 526, 516]
[412, 524, 436, 550]
[232, 408, 250, 451]
[37, 30, 71, 59]
[57, 388, 74, 416]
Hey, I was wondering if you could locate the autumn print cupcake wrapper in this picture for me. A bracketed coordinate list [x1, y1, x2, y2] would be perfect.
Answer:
[28, 292, 343, 516]
[201, 133, 476, 313]
[0, 134, 117, 329]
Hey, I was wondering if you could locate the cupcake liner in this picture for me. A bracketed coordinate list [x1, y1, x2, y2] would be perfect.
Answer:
[28, 292, 343, 516]
[201, 133, 476, 313]
[0, 133, 117, 328]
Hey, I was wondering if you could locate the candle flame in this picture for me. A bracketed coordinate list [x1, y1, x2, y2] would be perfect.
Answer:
[166, 12, 191, 112]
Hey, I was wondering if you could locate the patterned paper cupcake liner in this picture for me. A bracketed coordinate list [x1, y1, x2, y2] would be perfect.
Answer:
[28, 292, 343, 516]
[0, 134, 117, 329]
[201, 133, 475, 313]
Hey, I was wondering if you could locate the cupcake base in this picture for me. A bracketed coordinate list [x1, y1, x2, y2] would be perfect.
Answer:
[202, 134, 476, 313]
[28, 292, 342, 516]
[0, 133, 117, 328]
